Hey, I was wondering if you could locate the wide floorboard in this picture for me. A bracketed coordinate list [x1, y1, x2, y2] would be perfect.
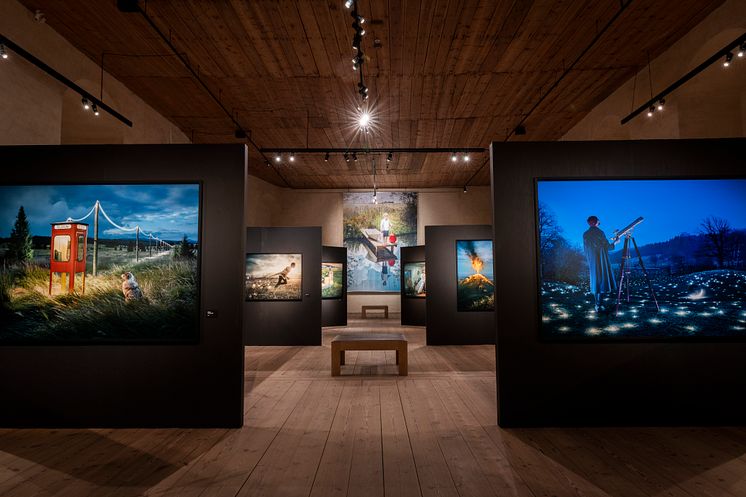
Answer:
[1, 318, 745, 497]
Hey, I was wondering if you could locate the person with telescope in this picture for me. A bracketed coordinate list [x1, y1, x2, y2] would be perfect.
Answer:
[583, 215, 618, 312]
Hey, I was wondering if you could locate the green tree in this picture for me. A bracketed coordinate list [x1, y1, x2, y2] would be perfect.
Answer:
[8, 206, 33, 264]
[175, 234, 194, 259]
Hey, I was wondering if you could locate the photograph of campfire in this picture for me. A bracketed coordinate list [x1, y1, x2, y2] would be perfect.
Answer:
[456, 240, 495, 311]
[537, 178, 746, 339]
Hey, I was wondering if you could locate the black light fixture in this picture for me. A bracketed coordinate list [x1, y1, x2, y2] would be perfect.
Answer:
[463, 154, 470, 162]
[723, 52, 733, 67]
[275, 154, 281, 163]
[234, 129, 247, 139]
[81, 97, 90, 110]
[739, 42, 746, 57]
[352, 152, 358, 162]
[386, 151, 392, 162]
[647, 105, 655, 117]
[324, 152, 330, 162]
[344, 0, 353, 8]
[344, 152, 350, 162]
[657, 98, 665, 111]
[0, 44, 7, 59]
[463, 186, 468, 193]
[289, 153, 295, 162]
[451, 152, 458, 162]
[514, 125, 527, 135]
[92, 103, 99, 116]
[266, 160, 271, 167]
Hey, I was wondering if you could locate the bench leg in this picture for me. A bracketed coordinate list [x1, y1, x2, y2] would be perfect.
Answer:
[331, 344, 341, 376]
[398, 345, 408, 376]
[340, 350, 345, 366]
[395, 350, 399, 365]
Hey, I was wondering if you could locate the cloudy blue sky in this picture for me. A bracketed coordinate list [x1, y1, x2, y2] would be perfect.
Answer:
[538, 179, 746, 248]
[0, 184, 199, 241]
[457, 240, 494, 280]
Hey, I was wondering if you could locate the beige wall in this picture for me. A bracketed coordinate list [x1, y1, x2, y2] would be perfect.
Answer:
[0, 0, 188, 145]
[246, 176, 492, 314]
[563, 0, 746, 141]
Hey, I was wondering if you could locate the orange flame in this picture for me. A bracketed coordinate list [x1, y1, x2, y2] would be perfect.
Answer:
[470, 255, 483, 274]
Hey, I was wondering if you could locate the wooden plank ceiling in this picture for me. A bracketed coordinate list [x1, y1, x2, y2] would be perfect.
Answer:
[19, 0, 724, 188]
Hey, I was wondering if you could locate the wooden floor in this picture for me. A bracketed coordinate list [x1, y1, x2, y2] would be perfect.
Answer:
[1, 318, 745, 497]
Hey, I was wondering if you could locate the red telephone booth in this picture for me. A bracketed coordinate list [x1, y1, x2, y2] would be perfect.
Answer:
[48, 222, 88, 295]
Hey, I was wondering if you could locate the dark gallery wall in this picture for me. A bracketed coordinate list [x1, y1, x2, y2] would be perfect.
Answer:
[401, 245, 426, 326]
[0, 144, 246, 427]
[491, 139, 746, 427]
[322, 246, 347, 327]
[425, 225, 495, 345]
[245, 227, 322, 345]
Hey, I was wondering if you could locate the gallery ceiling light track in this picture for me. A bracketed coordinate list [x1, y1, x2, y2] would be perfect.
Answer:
[346, 0, 369, 101]
[622, 32, 746, 125]
[260, 147, 487, 154]
[0, 34, 132, 127]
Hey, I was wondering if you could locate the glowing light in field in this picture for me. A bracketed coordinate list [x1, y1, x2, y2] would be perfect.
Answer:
[699, 312, 712, 317]
[586, 327, 602, 335]
[648, 318, 663, 324]
[586, 314, 597, 320]
[605, 325, 620, 332]
[558, 326, 570, 332]
[684, 325, 697, 332]
[542, 316, 551, 322]
[660, 308, 669, 313]
[732, 326, 745, 331]
[675, 311, 689, 317]
[622, 323, 636, 329]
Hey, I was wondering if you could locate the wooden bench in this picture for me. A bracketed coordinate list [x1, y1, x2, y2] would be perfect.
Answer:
[361, 305, 389, 318]
[331, 333, 408, 376]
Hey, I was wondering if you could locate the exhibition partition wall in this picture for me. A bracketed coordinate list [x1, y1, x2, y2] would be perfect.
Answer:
[322, 246, 347, 327]
[401, 245, 426, 326]
[492, 139, 746, 427]
[244, 226, 322, 345]
[425, 225, 495, 345]
[0, 144, 246, 427]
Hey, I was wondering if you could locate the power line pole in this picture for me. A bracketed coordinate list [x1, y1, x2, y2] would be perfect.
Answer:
[93, 201, 100, 276]
[136, 226, 140, 263]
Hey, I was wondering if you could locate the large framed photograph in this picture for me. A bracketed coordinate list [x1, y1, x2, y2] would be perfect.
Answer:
[0, 183, 201, 344]
[245, 253, 303, 301]
[403, 261, 426, 298]
[456, 240, 495, 311]
[536, 178, 746, 340]
[322, 262, 344, 299]
[343, 192, 417, 293]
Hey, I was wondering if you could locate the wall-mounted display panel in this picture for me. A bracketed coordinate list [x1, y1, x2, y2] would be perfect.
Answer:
[0, 183, 200, 344]
[456, 240, 495, 311]
[245, 253, 302, 301]
[343, 192, 417, 293]
[403, 261, 426, 298]
[322, 262, 344, 299]
[537, 178, 746, 340]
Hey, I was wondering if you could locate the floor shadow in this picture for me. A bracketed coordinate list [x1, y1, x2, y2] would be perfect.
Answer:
[0, 428, 226, 487]
[507, 426, 746, 497]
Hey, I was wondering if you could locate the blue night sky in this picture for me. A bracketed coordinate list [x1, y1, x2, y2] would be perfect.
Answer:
[537, 179, 746, 248]
[457, 240, 494, 280]
[0, 184, 200, 241]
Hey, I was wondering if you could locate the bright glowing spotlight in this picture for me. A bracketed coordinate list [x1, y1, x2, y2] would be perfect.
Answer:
[82, 98, 90, 110]
[289, 153, 295, 162]
[344, 0, 353, 8]
[451, 153, 458, 162]
[463, 154, 470, 162]
[724, 52, 733, 67]
[358, 111, 371, 128]
[0, 44, 7, 59]
[275, 154, 281, 163]
[92, 104, 99, 116]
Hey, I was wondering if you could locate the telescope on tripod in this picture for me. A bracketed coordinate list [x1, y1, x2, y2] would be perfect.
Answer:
[612, 216, 660, 315]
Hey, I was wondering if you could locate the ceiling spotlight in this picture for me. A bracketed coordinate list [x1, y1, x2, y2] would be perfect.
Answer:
[92, 104, 99, 116]
[289, 153, 295, 162]
[358, 16, 365, 24]
[647, 105, 655, 117]
[724, 52, 733, 67]
[657, 98, 665, 111]
[451, 152, 458, 162]
[275, 154, 281, 163]
[360, 28, 366, 36]
[463, 186, 468, 193]
[0, 44, 7, 59]
[344, 0, 353, 8]
[352, 152, 358, 162]
[463, 154, 470, 162]
[738, 42, 745, 57]
[358, 111, 370, 128]
[81, 97, 90, 110]
[324, 152, 330, 162]
[387, 152, 392, 162]
[344, 152, 349, 162]
[266, 160, 271, 167]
